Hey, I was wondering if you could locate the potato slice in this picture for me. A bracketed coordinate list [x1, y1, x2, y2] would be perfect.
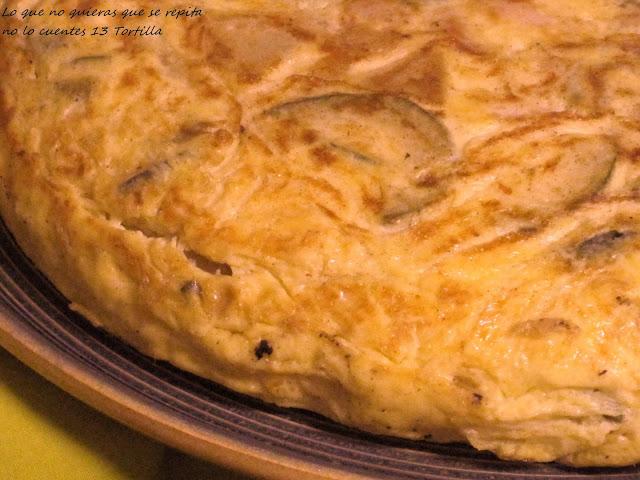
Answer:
[466, 133, 616, 215]
[258, 93, 453, 224]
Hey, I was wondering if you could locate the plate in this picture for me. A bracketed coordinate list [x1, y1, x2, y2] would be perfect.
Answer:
[0, 217, 638, 480]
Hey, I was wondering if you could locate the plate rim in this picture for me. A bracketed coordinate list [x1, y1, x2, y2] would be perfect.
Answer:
[0, 306, 368, 480]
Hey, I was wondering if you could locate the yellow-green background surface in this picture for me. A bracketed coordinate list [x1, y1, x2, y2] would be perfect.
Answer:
[0, 347, 254, 480]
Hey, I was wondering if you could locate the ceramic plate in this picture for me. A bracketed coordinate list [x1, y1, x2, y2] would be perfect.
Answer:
[0, 217, 638, 480]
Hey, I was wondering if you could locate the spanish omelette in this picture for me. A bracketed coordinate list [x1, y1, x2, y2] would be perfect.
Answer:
[2, 0, 640, 466]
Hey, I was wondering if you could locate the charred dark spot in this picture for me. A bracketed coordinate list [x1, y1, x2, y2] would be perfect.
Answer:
[576, 230, 633, 258]
[616, 295, 631, 305]
[603, 414, 624, 423]
[254, 339, 273, 360]
[180, 280, 202, 296]
[185, 250, 233, 276]
[598, 369, 608, 376]
[319, 331, 342, 348]
[472, 393, 483, 405]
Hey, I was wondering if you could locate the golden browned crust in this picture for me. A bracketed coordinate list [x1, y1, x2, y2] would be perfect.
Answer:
[3, 0, 640, 466]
